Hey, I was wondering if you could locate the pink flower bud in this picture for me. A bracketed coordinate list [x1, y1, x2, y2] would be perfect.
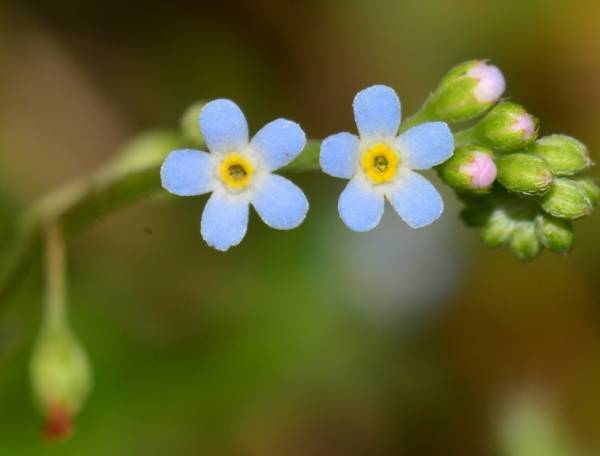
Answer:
[511, 113, 537, 140]
[467, 62, 506, 104]
[460, 151, 498, 189]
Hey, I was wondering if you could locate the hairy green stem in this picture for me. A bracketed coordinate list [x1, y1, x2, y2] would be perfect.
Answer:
[0, 134, 321, 305]
[44, 222, 67, 330]
[399, 108, 432, 133]
[454, 127, 480, 146]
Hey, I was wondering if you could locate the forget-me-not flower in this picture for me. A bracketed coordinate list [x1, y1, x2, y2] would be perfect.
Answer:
[320, 85, 454, 231]
[161, 99, 309, 251]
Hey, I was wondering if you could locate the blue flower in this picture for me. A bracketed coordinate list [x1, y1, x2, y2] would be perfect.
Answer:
[161, 99, 309, 251]
[320, 85, 454, 231]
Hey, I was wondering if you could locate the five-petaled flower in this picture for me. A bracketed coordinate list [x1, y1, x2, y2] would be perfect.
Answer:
[320, 85, 454, 231]
[161, 99, 309, 251]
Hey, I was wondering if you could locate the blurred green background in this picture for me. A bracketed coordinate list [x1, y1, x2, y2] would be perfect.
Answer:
[1, 0, 600, 454]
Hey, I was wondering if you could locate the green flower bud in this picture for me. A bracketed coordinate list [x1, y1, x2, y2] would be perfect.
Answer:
[530, 135, 591, 176]
[438, 145, 497, 193]
[421, 60, 506, 123]
[32, 223, 92, 441]
[573, 177, 600, 206]
[535, 214, 574, 253]
[496, 153, 553, 196]
[180, 101, 206, 147]
[509, 222, 541, 261]
[473, 102, 539, 151]
[540, 178, 593, 220]
[482, 209, 514, 247]
[30, 325, 92, 440]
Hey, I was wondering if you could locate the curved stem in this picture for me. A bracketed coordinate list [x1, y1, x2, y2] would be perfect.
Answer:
[0, 135, 322, 305]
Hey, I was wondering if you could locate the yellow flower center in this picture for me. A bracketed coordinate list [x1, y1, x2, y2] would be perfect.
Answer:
[218, 153, 255, 190]
[361, 142, 400, 184]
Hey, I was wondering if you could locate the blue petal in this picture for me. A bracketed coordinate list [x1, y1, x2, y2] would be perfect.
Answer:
[160, 149, 213, 196]
[250, 119, 306, 170]
[398, 122, 454, 170]
[201, 193, 249, 251]
[251, 174, 308, 229]
[199, 99, 249, 154]
[386, 172, 443, 229]
[320, 132, 360, 179]
[338, 178, 384, 232]
[353, 85, 401, 139]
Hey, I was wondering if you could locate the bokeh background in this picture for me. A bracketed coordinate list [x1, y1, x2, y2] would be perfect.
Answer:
[1, 0, 600, 454]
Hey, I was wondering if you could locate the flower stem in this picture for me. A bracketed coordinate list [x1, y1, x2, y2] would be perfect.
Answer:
[399, 108, 432, 133]
[0, 133, 323, 306]
[44, 222, 67, 330]
[454, 127, 480, 146]
[0, 131, 183, 305]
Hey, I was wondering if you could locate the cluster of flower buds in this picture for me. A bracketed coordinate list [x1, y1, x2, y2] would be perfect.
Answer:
[460, 190, 577, 260]
[425, 60, 598, 260]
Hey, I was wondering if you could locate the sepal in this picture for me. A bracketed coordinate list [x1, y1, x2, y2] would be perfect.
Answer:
[496, 153, 552, 196]
[530, 135, 591, 176]
[540, 178, 593, 219]
[573, 177, 600, 207]
[509, 222, 541, 261]
[482, 209, 514, 248]
[535, 214, 574, 253]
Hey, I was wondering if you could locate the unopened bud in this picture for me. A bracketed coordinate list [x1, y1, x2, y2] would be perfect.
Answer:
[496, 153, 553, 196]
[573, 177, 600, 207]
[422, 60, 506, 123]
[482, 209, 514, 247]
[30, 326, 92, 441]
[530, 135, 591, 176]
[509, 222, 541, 261]
[180, 101, 206, 147]
[540, 178, 593, 220]
[439, 145, 497, 193]
[474, 102, 539, 151]
[535, 215, 574, 253]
